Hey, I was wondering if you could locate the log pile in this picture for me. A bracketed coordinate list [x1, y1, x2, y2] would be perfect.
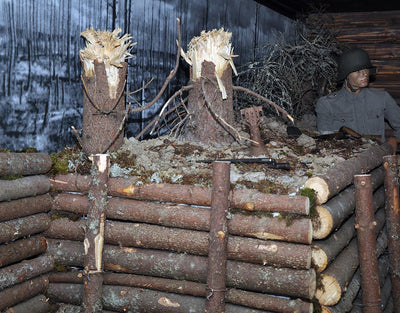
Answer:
[0, 152, 55, 312]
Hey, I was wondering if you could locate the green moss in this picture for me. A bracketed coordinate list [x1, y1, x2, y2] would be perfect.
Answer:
[0, 174, 24, 180]
[300, 187, 317, 217]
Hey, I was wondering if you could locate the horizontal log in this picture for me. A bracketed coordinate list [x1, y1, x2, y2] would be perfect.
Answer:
[0, 213, 51, 244]
[45, 218, 311, 269]
[0, 194, 52, 222]
[46, 239, 316, 299]
[46, 303, 116, 313]
[54, 193, 312, 244]
[0, 255, 54, 291]
[50, 174, 310, 215]
[334, 27, 400, 44]
[3, 294, 55, 313]
[0, 275, 49, 311]
[47, 283, 273, 313]
[304, 144, 390, 204]
[0, 175, 50, 202]
[323, 11, 400, 29]
[0, 235, 47, 268]
[49, 271, 313, 313]
[0, 152, 52, 177]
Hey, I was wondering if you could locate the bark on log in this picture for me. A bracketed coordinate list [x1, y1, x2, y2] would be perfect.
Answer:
[50, 174, 310, 215]
[0, 275, 49, 311]
[354, 175, 381, 313]
[0, 175, 50, 202]
[49, 271, 313, 313]
[45, 217, 312, 269]
[0, 194, 52, 222]
[312, 175, 384, 240]
[304, 143, 391, 204]
[0, 235, 47, 268]
[323, 11, 400, 29]
[53, 193, 312, 244]
[383, 154, 400, 313]
[3, 294, 55, 313]
[0, 213, 51, 244]
[0, 152, 52, 177]
[0, 255, 54, 291]
[46, 239, 316, 299]
[83, 154, 109, 312]
[47, 283, 274, 313]
[335, 27, 400, 44]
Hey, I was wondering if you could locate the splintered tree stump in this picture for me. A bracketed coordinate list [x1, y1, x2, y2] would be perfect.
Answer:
[0, 152, 52, 177]
[305, 143, 391, 204]
[53, 193, 312, 244]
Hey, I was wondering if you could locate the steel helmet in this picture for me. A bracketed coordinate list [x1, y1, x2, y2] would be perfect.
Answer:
[337, 48, 376, 81]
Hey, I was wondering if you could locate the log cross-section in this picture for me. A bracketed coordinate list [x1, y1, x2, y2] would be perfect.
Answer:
[205, 161, 230, 313]
[83, 154, 109, 312]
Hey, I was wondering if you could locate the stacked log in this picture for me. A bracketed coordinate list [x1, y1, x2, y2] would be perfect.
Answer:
[0, 152, 54, 311]
[48, 166, 315, 312]
[305, 143, 394, 310]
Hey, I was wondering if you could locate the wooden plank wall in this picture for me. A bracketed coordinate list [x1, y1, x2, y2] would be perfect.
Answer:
[324, 10, 400, 103]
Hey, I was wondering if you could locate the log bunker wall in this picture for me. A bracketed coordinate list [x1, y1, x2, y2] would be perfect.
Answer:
[0, 144, 398, 312]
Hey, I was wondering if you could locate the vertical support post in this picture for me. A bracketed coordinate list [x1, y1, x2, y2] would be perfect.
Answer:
[354, 174, 382, 313]
[383, 155, 400, 313]
[205, 161, 230, 313]
[83, 154, 109, 312]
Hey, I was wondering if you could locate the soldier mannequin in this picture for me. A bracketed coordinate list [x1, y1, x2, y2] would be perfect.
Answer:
[316, 48, 400, 153]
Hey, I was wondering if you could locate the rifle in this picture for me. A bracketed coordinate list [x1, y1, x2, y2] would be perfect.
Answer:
[195, 157, 290, 170]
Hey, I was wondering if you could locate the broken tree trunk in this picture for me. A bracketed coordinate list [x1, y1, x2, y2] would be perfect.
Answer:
[47, 239, 316, 299]
[0, 194, 52, 222]
[383, 154, 400, 313]
[45, 217, 312, 269]
[354, 174, 382, 313]
[312, 167, 384, 239]
[53, 193, 312, 244]
[0, 175, 50, 202]
[50, 174, 310, 215]
[304, 143, 391, 204]
[0, 152, 52, 176]
[79, 28, 133, 154]
[83, 154, 109, 312]
[0, 213, 50, 244]
[0, 235, 47, 268]
[205, 161, 230, 313]
[0, 275, 49, 311]
[49, 271, 313, 313]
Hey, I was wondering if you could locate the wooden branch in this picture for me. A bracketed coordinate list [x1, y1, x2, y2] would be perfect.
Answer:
[0, 235, 47, 268]
[0, 255, 54, 291]
[0, 152, 52, 176]
[0, 175, 50, 202]
[49, 271, 314, 313]
[53, 193, 312, 244]
[45, 218, 312, 269]
[3, 294, 56, 313]
[0, 194, 52, 222]
[305, 143, 391, 204]
[50, 174, 310, 215]
[0, 275, 49, 311]
[47, 239, 316, 300]
[0, 213, 51, 244]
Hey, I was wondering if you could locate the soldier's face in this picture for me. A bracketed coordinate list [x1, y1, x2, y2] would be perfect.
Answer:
[347, 69, 370, 89]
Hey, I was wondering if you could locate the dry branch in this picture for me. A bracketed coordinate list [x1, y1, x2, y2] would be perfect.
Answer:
[0, 175, 50, 202]
[0, 152, 52, 176]
[0, 194, 52, 222]
[305, 143, 391, 204]
[53, 193, 312, 244]
[47, 239, 316, 299]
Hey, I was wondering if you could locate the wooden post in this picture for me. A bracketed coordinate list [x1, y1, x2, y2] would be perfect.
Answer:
[205, 161, 230, 313]
[83, 154, 109, 312]
[383, 155, 400, 313]
[354, 174, 382, 313]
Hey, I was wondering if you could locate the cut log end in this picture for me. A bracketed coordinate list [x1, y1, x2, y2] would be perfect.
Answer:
[312, 205, 334, 240]
[305, 176, 329, 205]
[315, 274, 341, 306]
[311, 246, 328, 273]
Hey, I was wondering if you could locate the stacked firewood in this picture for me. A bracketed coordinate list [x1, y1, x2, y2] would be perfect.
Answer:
[46, 162, 316, 312]
[0, 152, 55, 311]
[305, 143, 395, 312]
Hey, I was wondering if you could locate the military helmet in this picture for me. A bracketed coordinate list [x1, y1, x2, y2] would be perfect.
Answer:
[337, 48, 376, 81]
